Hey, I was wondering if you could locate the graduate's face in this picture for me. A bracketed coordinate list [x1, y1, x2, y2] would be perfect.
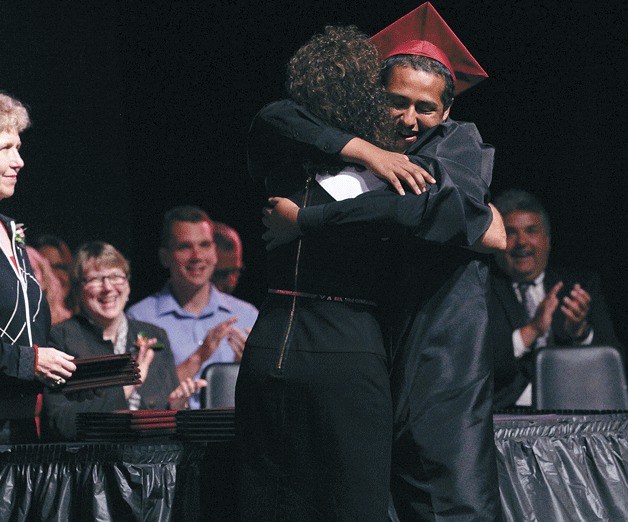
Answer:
[385, 66, 451, 152]
[496, 211, 551, 282]
[0, 129, 24, 200]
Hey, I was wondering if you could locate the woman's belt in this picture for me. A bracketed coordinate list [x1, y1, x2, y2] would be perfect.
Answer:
[268, 289, 376, 307]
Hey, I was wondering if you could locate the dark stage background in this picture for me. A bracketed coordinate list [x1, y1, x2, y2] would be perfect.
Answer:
[1, 1, 626, 346]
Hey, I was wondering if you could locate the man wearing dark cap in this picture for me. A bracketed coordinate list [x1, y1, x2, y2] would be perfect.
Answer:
[256, 3, 503, 520]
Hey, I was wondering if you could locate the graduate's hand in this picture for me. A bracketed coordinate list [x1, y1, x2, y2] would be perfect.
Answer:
[340, 137, 435, 195]
[262, 197, 302, 250]
[365, 149, 435, 195]
[469, 204, 506, 253]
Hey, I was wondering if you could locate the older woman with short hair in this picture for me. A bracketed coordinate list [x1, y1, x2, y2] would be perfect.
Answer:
[0, 92, 76, 443]
[42, 241, 206, 441]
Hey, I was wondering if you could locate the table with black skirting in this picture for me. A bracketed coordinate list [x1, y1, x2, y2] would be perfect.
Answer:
[0, 413, 626, 521]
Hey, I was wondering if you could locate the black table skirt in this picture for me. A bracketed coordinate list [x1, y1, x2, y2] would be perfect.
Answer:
[0, 440, 237, 521]
[494, 413, 627, 521]
[0, 414, 626, 521]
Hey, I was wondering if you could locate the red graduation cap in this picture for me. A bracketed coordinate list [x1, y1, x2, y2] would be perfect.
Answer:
[371, 2, 488, 95]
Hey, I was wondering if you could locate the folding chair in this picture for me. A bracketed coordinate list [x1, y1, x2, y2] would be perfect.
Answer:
[200, 362, 240, 408]
[533, 346, 628, 410]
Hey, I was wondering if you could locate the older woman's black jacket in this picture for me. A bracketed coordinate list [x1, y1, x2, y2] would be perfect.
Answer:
[0, 213, 49, 423]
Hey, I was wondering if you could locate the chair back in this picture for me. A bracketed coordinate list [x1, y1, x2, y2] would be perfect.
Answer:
[200, 362, 240, 409]
[534, 346, 628, 410]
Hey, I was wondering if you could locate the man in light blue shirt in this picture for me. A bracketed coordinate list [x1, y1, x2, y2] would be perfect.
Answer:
[127, 206, 258, 409]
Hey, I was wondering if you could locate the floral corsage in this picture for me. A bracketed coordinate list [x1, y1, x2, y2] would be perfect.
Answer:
[14, 223, 26, 246]
[134, 331, 164, 351]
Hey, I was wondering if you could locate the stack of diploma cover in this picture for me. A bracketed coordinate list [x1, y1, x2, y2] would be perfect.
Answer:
[59, 353, 141, 393]
[76, 410, 177, 441]
[176, 408, 235, 441]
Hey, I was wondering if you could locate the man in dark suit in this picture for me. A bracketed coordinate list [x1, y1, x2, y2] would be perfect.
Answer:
[490, 189, 623, 410]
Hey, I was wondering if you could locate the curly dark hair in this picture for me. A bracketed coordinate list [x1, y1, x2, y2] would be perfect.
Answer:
[286, 26, 396, 149]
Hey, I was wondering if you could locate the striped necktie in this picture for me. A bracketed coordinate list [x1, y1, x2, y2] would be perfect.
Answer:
[518, 282, 536, 320]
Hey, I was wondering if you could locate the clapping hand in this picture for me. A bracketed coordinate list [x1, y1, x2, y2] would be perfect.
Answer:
[560, 283, 592, 339]
[197, 317, 238, 362]
[520, 282, 563, 349]
[169, 377, 208, 410]
[529, 282, 563, 337]
[228, 326, 252, 362]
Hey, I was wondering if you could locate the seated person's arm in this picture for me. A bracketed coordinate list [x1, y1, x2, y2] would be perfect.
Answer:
[514, 282, 564, 355]
[168, 377, 208, 410]
[556, 275, 620, 349]
[176, 317, 237, 382]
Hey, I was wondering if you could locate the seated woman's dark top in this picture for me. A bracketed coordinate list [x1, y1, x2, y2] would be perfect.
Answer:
[42, 315, 178, 441]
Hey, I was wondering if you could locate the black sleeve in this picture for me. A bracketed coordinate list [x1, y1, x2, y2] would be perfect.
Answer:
[247, 100, 355, 193]
[299, 188, 429, 237]
[0, 341, 36, 381]
[154, 330, 178, 409]
[299, 121, 494, 246]
[250, 99, 355, 159]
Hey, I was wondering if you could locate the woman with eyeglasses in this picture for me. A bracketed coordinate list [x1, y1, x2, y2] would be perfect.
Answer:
[42, 241, 207, 441]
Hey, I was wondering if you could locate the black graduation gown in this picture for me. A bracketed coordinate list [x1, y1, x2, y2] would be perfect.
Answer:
[250, 100, 501, 521]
